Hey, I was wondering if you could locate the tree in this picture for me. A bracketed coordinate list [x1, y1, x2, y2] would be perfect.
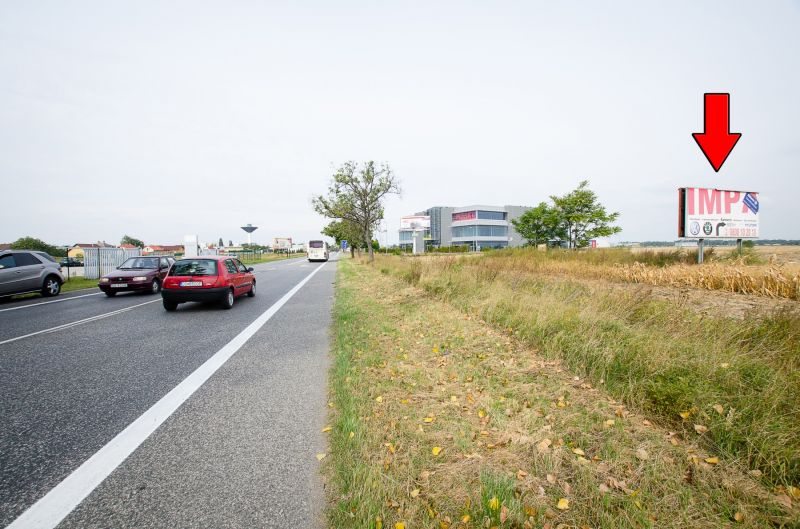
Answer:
[228, 240, 233, 247]
[322, 219, 364, 258]
[511, 202, 565, 248]
[218, 237, 224, 248]
[10, 236, 66, 257]
[120, 235, 144, 248]
[551, 180, 621, 248]
[313, 161, 400, 262]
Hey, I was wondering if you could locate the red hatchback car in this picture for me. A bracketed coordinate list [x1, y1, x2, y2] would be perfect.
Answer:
[161, 256, 255, 311]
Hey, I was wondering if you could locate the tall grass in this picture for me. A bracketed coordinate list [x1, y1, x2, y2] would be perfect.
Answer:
[484, 248, 800, 300]
[378, 253, 800, 487]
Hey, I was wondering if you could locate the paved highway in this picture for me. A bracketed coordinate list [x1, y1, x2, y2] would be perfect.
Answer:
[0, 256, 336, 528]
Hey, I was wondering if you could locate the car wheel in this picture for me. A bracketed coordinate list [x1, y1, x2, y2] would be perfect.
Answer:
[41, 276, 61, 297]
[163, 300, 178, 311]
[221, 288, 235, 309]
[105, 291, 117, 297]
[247, 281, 256, 297]
[150, 280, 161, 294]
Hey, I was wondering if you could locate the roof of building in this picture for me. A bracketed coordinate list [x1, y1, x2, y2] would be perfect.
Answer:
[0, 243, 11, 251]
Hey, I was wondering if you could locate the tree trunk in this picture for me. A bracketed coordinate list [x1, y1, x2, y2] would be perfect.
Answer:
[368, 242, 375, 262]
[350, 246, 355, 258]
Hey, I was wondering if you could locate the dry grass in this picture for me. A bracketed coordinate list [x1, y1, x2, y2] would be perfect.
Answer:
[480, 248, 800, 300]
[324, 259, 799, 529]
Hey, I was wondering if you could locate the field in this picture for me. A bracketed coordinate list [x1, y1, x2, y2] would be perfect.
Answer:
[323, 250, 799, 528]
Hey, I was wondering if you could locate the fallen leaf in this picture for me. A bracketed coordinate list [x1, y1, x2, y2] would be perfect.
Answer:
[375, 517, 383, 529]
[316, 453, 327, 461]
[395, 522, 405, 529]
[635, 448, 649, 461]
[488, 496, 500, 510]
[705, 457, 719, 465]
[349, 431, 355, 439]
[537, 438, 552, 453]
[599, 483, 611, 493]
[450, 395, 458, 402]
[410, 488, 420, 498]
[720, 362, 730, 368]
[500, 505, 509, 523]
[432, 446, 442, 456]
[375, 396, 383, 403]
[733, 511, 744, 522]
[517, 469, 528, 480]
[642, 419, 652, 426]
[572, 447, 585, 456]
[556, 498, 570, 510]
[546, 473, 556, 484]
[694, 424, 708, 435]
[461, 514, 471, 523]
[604, 419, 615, 428]
[478, 409, 487, 418]
[679, 410, 692, 420]
[423, 416, 435, 423]
[524, 505, 537, 516]
[321, 425, 332, 433]
[787, 485, 800, 500]
[712, 404, 724, 415]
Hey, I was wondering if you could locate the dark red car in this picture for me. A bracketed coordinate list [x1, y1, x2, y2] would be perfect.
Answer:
[161, 256, 255, 311]
[98, 256, 175, 297]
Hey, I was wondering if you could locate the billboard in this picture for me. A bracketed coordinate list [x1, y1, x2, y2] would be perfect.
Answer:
[272, 237, 292, 249]
[678, 188, 759, 239]
[400, 215, 430, 230]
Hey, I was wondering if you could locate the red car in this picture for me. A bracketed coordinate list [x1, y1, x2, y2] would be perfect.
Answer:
[161, 256, 255, 311]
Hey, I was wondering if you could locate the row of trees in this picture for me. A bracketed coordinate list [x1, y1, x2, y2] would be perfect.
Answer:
[313, 161, 401, 262]
[511, 180, 621, 248]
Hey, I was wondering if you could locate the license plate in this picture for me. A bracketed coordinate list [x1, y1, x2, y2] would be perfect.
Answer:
[111, 283, 128, 288]
[180, 281, 203, 287]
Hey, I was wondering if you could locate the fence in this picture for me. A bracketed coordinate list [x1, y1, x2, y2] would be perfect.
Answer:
[83, 248, 142, 279]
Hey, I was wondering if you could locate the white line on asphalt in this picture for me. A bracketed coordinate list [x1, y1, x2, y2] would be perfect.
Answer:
[0, 299, 161, 346]
[0, 292, 102, 313]
[6, 262, 327, 529]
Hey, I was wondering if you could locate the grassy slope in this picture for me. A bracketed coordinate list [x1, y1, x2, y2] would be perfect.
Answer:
[325, 259, 798, 529]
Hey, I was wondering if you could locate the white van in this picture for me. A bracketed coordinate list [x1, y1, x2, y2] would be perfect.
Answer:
[307, 240, 329, 262]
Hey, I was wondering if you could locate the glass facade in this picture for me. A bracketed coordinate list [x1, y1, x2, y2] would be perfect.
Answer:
[477, 210, 506, 220]
[452, 225, 508, 238]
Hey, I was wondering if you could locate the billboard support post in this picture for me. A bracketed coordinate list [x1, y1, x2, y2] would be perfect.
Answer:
[736, 238, 743, 254]
[698, 239, 705, 264]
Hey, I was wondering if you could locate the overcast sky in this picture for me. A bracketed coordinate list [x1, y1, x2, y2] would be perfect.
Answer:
[1, 1, 798, 247]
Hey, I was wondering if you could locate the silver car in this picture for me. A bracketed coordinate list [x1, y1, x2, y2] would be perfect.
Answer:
[0, 250, 66, 297]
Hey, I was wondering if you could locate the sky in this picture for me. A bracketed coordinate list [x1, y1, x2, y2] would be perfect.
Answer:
[1, 1, 798, 247]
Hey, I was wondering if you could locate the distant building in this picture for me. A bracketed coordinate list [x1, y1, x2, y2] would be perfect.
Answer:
[142, 245, 184, 255]
[399, 205, 531, 251]
[68, 242, 114, 259]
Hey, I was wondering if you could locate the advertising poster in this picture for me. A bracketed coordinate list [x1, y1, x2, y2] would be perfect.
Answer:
[679, 188, 759, 238]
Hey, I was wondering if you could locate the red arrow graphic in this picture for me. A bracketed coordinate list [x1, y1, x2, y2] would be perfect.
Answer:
[692, 93, 741, 172]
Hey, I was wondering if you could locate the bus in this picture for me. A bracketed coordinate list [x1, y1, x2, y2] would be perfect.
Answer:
[307, 240, 329, 262]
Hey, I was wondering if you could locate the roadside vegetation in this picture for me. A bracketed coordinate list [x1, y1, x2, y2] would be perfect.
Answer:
[324, 256, 799, 528]
[61, 277, 99, 292]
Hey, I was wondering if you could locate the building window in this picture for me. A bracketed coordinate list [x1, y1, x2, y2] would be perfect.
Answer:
[399, 230, 413, 242]
[477, 210, 506, 221]
[452, 211, 476, 222]
[452, 225, 507, 238]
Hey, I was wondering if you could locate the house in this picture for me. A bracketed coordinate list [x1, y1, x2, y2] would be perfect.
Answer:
[142, 245, 184, 255]
[0, 243, 11, 251]
[119, 243, 139, 250]
[68, 242, 114, 259]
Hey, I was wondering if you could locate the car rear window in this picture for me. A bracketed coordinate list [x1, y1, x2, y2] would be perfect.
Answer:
[35, 252, 56, 263]
[309, 241, 324, 248]
[169, 260, 218, 276]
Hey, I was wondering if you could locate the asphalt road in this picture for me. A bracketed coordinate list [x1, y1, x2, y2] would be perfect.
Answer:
[0, 256, 336, 528]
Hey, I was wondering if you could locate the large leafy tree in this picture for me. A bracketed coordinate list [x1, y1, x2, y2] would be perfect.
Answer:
[313, 161, 400, 262]
[551, 180, 621, 248]
[511, 202, 565, 248]
[120, 235, 144, 248]
[322, 219, 363, 258]
[10, 236, 66, 256]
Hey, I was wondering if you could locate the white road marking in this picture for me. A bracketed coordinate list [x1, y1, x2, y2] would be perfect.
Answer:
[6, 262, 327, 529]
[0, 299, 161, 346]
[0, 292, 102, 313]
